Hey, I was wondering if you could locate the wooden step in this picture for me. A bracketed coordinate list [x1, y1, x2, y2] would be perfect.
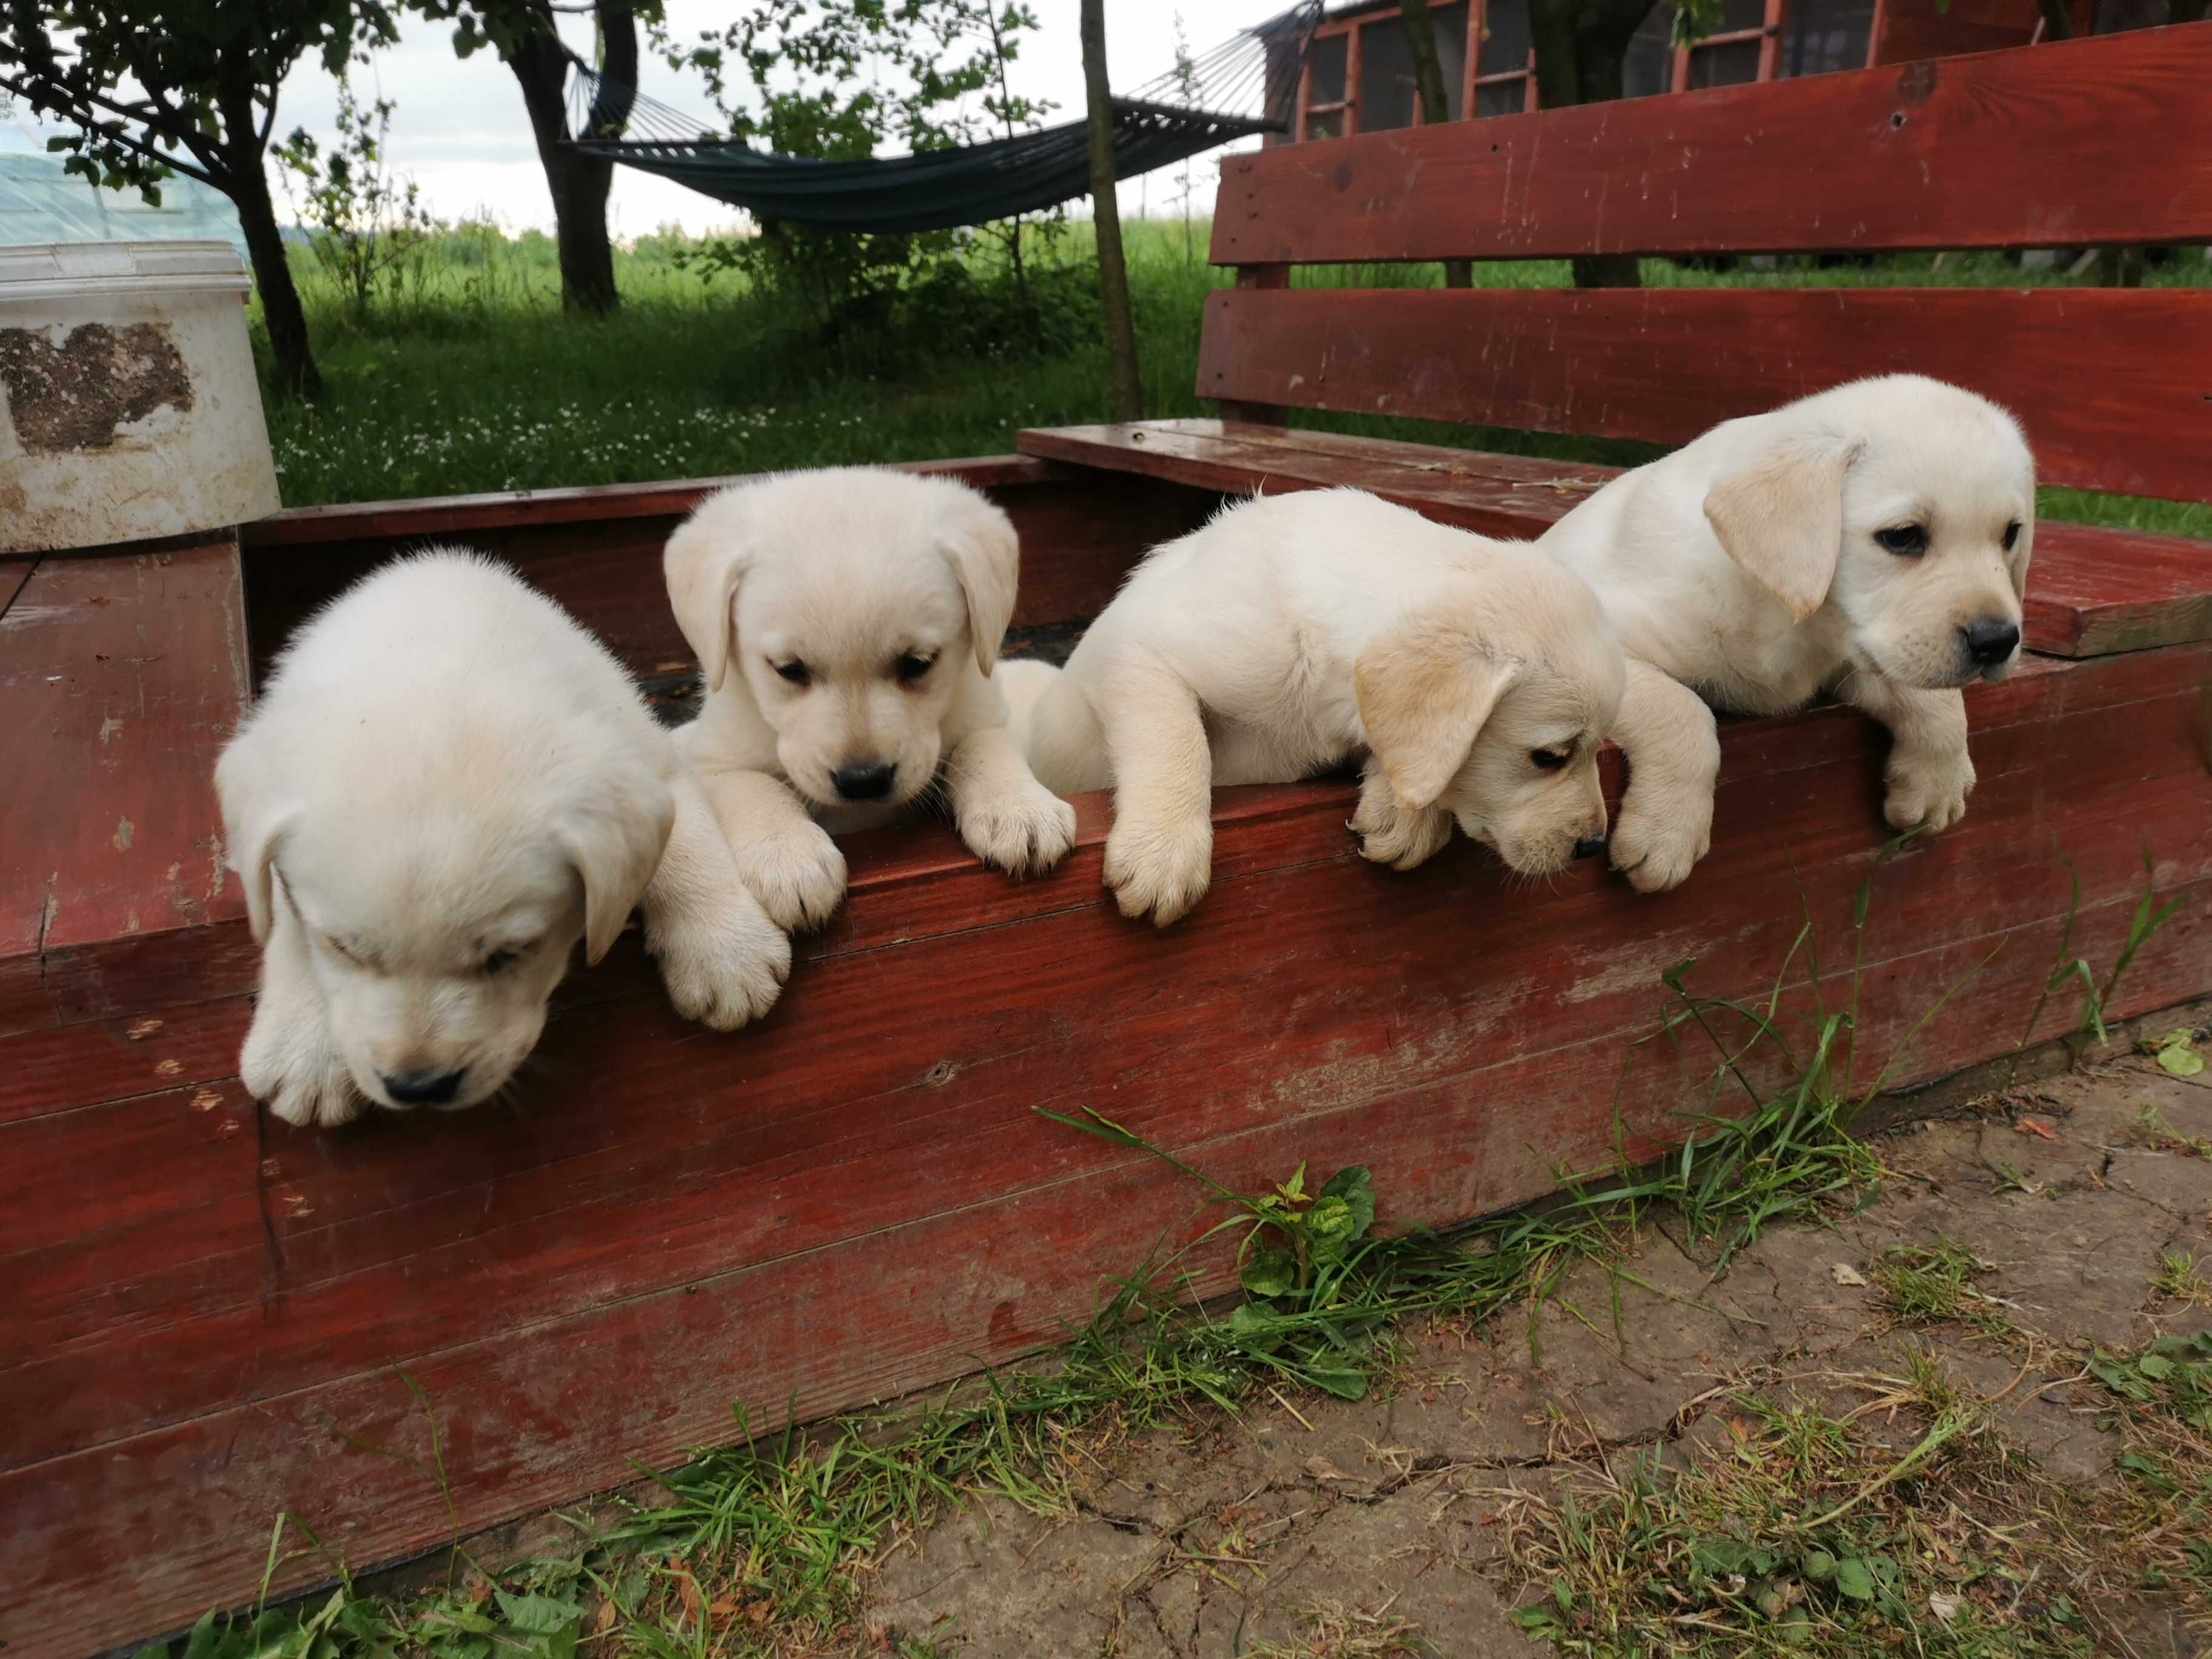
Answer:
[1016, 420, 2212, 659]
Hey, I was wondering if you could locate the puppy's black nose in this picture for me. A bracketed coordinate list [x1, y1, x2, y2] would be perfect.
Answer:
[1960, 617, 2020, 667]
[383, 1068, 466, 1107]
[833, 760, 897, 801]
[1572, 836, 1609, 861]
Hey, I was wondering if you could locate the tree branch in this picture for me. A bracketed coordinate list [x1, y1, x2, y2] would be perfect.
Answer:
[0, 69, 221, 186]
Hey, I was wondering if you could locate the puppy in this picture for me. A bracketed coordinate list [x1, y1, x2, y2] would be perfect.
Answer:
[1538, 374, 2036, 891]
[216, 551, 791, 1129]
[665, 467, 1076, 930]
[1025, 489, 1626, 926]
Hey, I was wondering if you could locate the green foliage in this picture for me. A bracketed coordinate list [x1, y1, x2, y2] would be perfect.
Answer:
[277, 83, 434, 326]
[0, 0, 400, 201]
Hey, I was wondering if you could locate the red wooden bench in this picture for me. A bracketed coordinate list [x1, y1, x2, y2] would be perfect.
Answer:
[6, 24, 2212, 1657]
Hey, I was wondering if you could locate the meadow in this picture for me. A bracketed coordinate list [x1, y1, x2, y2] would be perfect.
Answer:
[255, 215, 2212, 537]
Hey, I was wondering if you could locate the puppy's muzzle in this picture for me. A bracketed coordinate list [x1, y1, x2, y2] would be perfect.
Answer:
[1572, 836, 1609, 861]
[383, 1067, 467, 1107]
[1960, 617, 2020, 674]
[832, 760, 898, 802]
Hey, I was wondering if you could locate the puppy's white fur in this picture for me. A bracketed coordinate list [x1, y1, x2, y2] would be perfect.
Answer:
[666, 467, 1076, 930]
[1539, 374, 2036, 891]
[1025, 489, 1626, 926]
[216, 551, 790, 1130]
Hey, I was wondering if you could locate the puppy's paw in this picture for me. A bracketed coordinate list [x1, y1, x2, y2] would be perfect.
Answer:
[1609, 793, 1712, 894]
[1103, 811, 1213, 927]
[1884, 745, 1975, 834]
[242, 1003, 361, 1129]
[737, 821, 849, 933]
[646, 889, 791, 1031]
[958, 777, 1078, 877]
[1350, 783, 1453, 872]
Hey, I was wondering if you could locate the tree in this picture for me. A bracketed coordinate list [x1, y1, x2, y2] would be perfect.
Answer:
[421, 0, 650, 315]
[1524, 0, 1657, 289]
[0, 0, 402, 398]
[276, 81, 434, 325]
[1080, 0, 1140, 421]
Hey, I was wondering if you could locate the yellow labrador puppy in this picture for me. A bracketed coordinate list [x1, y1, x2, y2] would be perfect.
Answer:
[1539, 374, 2036, 891]
[1024, 489, 1626, 926]
[216, 551, 791, 1130]
[665, 467, 1076, 931]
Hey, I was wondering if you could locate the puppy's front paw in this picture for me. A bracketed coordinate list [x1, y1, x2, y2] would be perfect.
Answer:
[646, 889, 791, 1030]
[1884, 745, 1975, 834]
[1350, 780, 1453, 872]
[242, 1002, 361, 1128]
[737, 821, 849, 933]
[958, 777, 1078, 877]
[1609, 791, 1713, 894]
[1102, 811, 1213, 927]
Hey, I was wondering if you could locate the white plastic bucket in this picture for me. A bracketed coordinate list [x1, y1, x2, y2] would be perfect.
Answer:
[0, 240, 281, 554]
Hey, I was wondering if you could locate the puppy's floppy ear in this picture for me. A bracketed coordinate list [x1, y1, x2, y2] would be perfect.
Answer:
[1354, 612, 1519, 813]
[1703, 432, 1863, 624]
[554, 752, 675, 965]
[214, 730, 297, 946]
[934, 486, 1019, 675]
[665, 492, 751, 694]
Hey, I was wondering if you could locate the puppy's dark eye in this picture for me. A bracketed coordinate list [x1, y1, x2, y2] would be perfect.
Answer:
[1875, 525, 1929, 558]
[2002, 520, 2022, 552]
[893, 652, 936, 685]
[1530, 748, 1571, 773]
[773, 660, 811, 688]
[478, 947, 521, 977]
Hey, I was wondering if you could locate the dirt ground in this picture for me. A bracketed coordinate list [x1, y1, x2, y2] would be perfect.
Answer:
[865, 1051, 2212, 1658]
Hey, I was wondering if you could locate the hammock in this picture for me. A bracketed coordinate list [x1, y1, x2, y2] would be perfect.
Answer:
[561, 2, 1322, 235]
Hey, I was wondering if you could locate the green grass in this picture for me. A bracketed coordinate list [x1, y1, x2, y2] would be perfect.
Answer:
[255, 220, 2212, 542]
[1871, 1236, 2016, 1338]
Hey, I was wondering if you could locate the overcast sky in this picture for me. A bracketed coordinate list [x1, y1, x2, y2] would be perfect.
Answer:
[87, 1, 1294, 237]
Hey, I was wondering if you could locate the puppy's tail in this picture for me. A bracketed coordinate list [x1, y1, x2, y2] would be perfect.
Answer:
[1001, 659, 1111, 796]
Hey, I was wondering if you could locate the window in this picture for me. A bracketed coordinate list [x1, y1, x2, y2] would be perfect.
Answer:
[1296, 2, 1472, 139]
[1779, 0, 1875, 75]
[1469, 0, 1536, 118]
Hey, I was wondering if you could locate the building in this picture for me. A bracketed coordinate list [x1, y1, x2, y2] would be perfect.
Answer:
[1282, 0, 2090, 141]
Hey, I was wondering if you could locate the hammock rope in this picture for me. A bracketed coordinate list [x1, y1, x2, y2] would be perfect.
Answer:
[560, 1, 1322, 235]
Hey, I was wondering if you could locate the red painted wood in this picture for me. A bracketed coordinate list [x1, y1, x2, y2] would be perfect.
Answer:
[8, 865, 2208, 1659]
[241, 463, 1218, 684]
[0, 996, 252, 1128]
[0, 537, 250, 1034]
[1018, 421, 2212, 659]
[1196, 286, 2212, 505]
[1210, 24, 2212, 265]
[5, 644, 2205, 1465]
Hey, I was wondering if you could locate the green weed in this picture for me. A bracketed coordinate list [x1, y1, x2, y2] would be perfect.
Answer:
[1872, 1236, 2016, 1338]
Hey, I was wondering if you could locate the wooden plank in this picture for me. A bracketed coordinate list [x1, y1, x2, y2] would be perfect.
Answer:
[1195, 285, 2212, 505]
[1019, 421, 2212, 659]
[1208, 23, 2212, 265]
[242, 464, 1219, 685]
[8, 644, 2207, 1467]
[8, 859, 2210, 1659]
[0, 537, 250, 1034]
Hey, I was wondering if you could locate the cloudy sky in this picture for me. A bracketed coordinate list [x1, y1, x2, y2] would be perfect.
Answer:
[18, 0, 1292, 237]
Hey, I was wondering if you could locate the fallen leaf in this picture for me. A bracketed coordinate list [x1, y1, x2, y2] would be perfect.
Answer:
[1304, 1454, 1362, 1484]
[590, 1600, 616, 1635]
[1929, 1592, 1964, 1624]
[2015, 1118, 2056, 1140]
[1831, 1262, 1869, 1287]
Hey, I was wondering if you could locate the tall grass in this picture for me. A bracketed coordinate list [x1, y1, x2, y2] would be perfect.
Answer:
[255, 218, 2212, 539]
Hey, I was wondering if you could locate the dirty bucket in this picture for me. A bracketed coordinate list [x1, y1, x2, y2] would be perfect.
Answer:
[0, 240, 281, 555]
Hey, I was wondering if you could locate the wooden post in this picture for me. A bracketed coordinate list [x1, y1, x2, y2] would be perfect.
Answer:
[1081, 0, 1143, 424]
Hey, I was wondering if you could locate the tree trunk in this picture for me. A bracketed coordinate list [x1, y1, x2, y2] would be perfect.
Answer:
[508, 10, 629, 315]
[1399, 0, 1472, 289]
[1081, 0, 1143, 422]
[225, 136, 322, 400]
[1527, 0, 1654, 289]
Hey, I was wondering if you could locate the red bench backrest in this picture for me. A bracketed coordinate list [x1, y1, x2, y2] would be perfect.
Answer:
[1200, 24, 2212, 504]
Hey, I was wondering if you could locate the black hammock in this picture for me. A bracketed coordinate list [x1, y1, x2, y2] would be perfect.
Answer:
[560, 2, 1321, 235]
